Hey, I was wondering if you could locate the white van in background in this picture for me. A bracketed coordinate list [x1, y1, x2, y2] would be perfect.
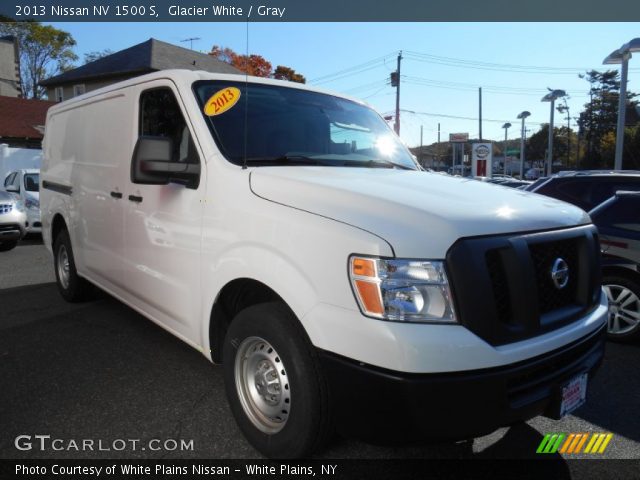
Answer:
[41, 70, 607, 458]
[3, 168, 41, 233]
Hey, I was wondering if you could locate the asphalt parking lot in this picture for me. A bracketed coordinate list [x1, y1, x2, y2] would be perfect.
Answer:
[0, 239, 639, 467]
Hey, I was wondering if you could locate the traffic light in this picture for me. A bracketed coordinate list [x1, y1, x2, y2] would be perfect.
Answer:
[390, 71, 398, 87]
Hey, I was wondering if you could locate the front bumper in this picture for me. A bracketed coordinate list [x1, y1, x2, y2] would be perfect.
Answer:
[319, 324, 606, 443]
[0, 210, 27, 242]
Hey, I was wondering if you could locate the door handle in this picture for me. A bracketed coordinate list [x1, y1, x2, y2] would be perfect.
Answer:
[128, 195, 143, 203]
[110, 191, 122, 199]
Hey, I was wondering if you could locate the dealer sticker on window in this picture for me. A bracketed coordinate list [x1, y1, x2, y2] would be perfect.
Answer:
[204, 87, 241, 116]
[560, 372, 588, 417]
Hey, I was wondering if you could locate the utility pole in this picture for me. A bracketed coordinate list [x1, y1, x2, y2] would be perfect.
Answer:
[391, 51, 402, 135]
[478, 87, 483, 141]
[557, 101, 571, 168]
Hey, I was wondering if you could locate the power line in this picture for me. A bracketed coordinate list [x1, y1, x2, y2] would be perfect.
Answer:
[402, 109, 547, 126]
[309, 53, 396, 84]
[402, 76, 590, 98]
[404, 50, 640, 75]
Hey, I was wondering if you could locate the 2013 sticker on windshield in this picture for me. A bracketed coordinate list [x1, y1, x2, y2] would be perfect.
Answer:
[204, 87, 241, 116]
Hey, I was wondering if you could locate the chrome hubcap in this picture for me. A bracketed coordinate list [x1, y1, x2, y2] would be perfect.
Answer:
[604, 284, 640, 335]
[57, 245, 70, 290]
[234, 336, 290, 434]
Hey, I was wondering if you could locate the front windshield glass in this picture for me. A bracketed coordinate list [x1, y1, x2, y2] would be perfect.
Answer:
[194, 81, 418, 170]
[24, 173, 39, 192]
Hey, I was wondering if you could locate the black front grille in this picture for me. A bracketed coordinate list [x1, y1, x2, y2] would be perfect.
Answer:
[0, 204, 12, 214]
[529, 238, 579, 314]
[446, 225, 601, 346]
[486, 248, 512, 324]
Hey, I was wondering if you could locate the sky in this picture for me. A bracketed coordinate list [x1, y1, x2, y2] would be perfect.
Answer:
[48, 22, 640, 148]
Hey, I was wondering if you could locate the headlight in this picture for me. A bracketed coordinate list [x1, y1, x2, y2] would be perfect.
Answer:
[14, 200, 26, 213]
[349, 256, 457, 323]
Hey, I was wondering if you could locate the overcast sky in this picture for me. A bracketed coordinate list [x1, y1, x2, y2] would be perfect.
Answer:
[49, 22, 640, 147]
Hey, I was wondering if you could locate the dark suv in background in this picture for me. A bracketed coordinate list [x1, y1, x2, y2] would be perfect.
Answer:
[527, 172, 640, 341]
[590, 192, 640, 342]
[525, 170, 640, 211]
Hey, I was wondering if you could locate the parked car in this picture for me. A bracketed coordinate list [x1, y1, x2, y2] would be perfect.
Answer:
[525, 167, 545, 180]
[3, 168, 41, 233]
[41, 70, 607, 458]
[525, 170, 640, 211]
[498, 179, 533, 188]
[589, 191, 640, 342]
[0, 190, 27, 251]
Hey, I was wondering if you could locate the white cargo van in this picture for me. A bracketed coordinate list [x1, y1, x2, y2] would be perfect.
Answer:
[41, 70, 607, 458]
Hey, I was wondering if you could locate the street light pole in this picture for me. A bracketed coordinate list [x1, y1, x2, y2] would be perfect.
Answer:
[517, 111, 530, 179]
[502, 122, 511, 175]
[604, 38, 640, 170]
[557, 102, 570, 168]
[541, 89, 567, 177]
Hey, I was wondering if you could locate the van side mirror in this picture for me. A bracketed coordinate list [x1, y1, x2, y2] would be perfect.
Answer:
[5, 185, 19, 194]
[131, 136, 200, 189]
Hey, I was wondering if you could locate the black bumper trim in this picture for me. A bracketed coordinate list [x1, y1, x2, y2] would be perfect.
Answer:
[318, 324, 605, 443]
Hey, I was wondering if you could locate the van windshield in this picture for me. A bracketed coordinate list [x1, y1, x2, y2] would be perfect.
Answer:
[194, 81, 418, 170]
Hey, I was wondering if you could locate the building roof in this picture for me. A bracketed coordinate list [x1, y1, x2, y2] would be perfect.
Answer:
[41, 38, 241, 87]
[0, 96, 55, 139]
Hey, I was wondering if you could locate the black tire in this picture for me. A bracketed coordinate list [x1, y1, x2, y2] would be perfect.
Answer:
[223, 302, 332, 458]
[0, 240, 18, 252]
[603, 274, 640, 343]
[53, 228, 91, 302]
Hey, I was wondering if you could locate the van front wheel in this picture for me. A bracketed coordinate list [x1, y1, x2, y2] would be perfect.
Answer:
[223, 302, 332, 458]
[53, 229, 91, 302]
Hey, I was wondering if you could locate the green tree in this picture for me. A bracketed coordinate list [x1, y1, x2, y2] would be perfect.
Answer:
[0, 22, 77, 99]
[83, 49, 113, 64]
[273, 65, 306, 84]
[524, 123, 578, 171]
[577, 69, 639, 169]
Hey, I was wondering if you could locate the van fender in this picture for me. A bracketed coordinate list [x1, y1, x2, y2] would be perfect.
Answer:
[200, 243, 318, 361]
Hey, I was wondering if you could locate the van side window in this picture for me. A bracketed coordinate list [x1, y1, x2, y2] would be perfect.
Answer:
[139, 88, 199, 165]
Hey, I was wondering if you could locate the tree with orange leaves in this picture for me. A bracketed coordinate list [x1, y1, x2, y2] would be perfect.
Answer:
[209, 45, 305, 83]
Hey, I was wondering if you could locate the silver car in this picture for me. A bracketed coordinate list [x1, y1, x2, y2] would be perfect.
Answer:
[0, 190, 27, 252]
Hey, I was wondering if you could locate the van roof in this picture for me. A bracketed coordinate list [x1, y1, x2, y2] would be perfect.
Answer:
[47, 69, 369, 113]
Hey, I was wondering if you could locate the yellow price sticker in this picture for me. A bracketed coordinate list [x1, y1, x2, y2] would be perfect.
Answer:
[204, 87, 241, 116]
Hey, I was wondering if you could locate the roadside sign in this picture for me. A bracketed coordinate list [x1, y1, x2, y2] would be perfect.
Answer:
[449, 133, 469, 143]
[472, 143, 492, 178]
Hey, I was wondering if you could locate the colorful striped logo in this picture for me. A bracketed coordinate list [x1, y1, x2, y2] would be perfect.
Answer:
[536, 433, 613, 454]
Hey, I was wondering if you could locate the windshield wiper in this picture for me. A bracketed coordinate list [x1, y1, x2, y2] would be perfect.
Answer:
[351, 159, 416, 171]
[243, 155, 416, 170]
[244, 155, 333, 166]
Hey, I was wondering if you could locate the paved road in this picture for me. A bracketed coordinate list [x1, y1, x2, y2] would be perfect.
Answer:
[0, 241, 638, 467]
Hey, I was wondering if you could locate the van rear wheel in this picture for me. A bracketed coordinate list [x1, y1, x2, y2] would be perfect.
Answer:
[222, 302, 332, 458]
[53, 228, 91, 302]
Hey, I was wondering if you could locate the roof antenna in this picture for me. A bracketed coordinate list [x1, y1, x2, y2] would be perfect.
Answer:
[180, 37, 200, 50]
[242, 18, 250, 170]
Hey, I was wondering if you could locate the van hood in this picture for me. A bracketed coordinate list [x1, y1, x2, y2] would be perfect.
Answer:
[249, 167, 591, 257]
